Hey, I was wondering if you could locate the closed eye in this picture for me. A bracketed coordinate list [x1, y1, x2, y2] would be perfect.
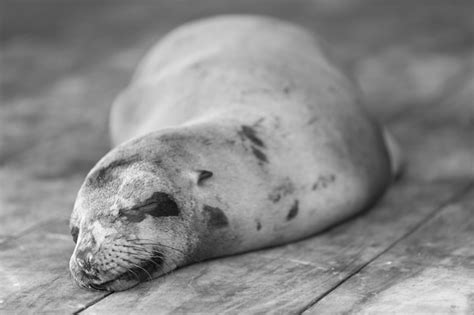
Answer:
[118, 192, 180, 222]
[139, 192, 180, 217]
[137, 203, 157, 212]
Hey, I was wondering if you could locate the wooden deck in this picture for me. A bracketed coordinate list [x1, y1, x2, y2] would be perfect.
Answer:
[1, 0, 473, 313]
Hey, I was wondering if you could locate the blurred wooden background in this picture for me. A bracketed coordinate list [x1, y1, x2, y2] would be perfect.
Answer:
[1, 0, 473, 313]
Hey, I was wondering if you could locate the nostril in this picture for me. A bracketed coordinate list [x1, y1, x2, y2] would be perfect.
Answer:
[76, 256, 85, 269]
[86, 252, 93, 264]
[76, 250, 94, 271]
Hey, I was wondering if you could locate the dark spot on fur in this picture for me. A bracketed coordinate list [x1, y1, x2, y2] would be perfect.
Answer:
[256, 221, 262, 231]
[70, 226, 79, 243]
[286, 200, 299, 221]
[197, 170, 213, 185]
[283, 86, 291, 94]
[312, 174, 336, 190]
[119, 192, 180, 222]
[252, 146, 268, 163]
[240, 125, 265, 147]
[87, 154, 141, 187]
[203, 205, 229, 228]
[268, 179, 295, 203]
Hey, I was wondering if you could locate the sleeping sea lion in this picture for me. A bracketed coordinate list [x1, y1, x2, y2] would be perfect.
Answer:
[69, 15, 401, 291]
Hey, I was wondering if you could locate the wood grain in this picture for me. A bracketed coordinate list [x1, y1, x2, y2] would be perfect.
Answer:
[1, 0, 473, 313]
[81, 181, 470, 314]
[0, 219, 108, 313]
[306, 184, 474, 314]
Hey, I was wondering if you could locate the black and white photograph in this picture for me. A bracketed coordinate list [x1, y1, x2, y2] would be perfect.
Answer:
[1, 0, 473, 313]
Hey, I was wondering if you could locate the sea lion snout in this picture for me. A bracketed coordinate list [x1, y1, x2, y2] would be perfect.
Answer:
[69, 231, 167, 291]
[75, 249, 94, 271]
[69, 229, 108, 289]
[69, 248, 102, 290]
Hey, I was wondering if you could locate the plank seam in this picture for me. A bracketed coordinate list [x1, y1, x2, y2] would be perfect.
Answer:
[297, 181, 474, 314]
[73, 292, 114, 315]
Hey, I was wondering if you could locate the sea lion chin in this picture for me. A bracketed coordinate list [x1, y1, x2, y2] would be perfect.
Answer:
[69, 15, 401, 291]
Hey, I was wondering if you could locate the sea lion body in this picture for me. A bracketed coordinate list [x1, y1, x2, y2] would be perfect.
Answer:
[70, 15, 398, 291]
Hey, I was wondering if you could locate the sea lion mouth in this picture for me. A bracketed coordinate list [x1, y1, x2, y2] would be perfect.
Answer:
[89, 254, 164, 291]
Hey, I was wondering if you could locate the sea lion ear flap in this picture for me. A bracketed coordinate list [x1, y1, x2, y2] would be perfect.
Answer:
[195, 170, 213, 185]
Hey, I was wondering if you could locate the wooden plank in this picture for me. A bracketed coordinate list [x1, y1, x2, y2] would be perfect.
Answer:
[80, 181, 470, 314]
[1, 1, 473, 313]
[0, 219, 109, 313]
[306, 184, 474, 314]
[0, 169, 83, 239]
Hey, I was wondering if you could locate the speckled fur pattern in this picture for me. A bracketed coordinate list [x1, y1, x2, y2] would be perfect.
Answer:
[69, 15, 399, 291]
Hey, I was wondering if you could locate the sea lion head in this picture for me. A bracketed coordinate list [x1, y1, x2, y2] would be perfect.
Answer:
[69, 133, 214, 291]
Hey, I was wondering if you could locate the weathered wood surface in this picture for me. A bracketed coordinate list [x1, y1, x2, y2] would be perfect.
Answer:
[81, 182, 471, 314]
[0, 219, 110, 313]
[1, 0, 473, 313]
[307, 184, 474, 314]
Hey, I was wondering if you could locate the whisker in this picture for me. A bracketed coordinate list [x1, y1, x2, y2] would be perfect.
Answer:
[114, 261, 141, 282]
[126, 250, 169, 274]
[126, 244, 193, 267]
[121, 238, 200, 266]
[144, 255, 167, 276]
[119, 245, 181, 274]
[114, 244, 169, 267]
[118, 244, 156, 252]
[117, 245, 164, 259]
[121, 257, 153, 282]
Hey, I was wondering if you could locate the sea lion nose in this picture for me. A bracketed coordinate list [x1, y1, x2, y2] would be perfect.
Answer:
[76, 250, 94, 271]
